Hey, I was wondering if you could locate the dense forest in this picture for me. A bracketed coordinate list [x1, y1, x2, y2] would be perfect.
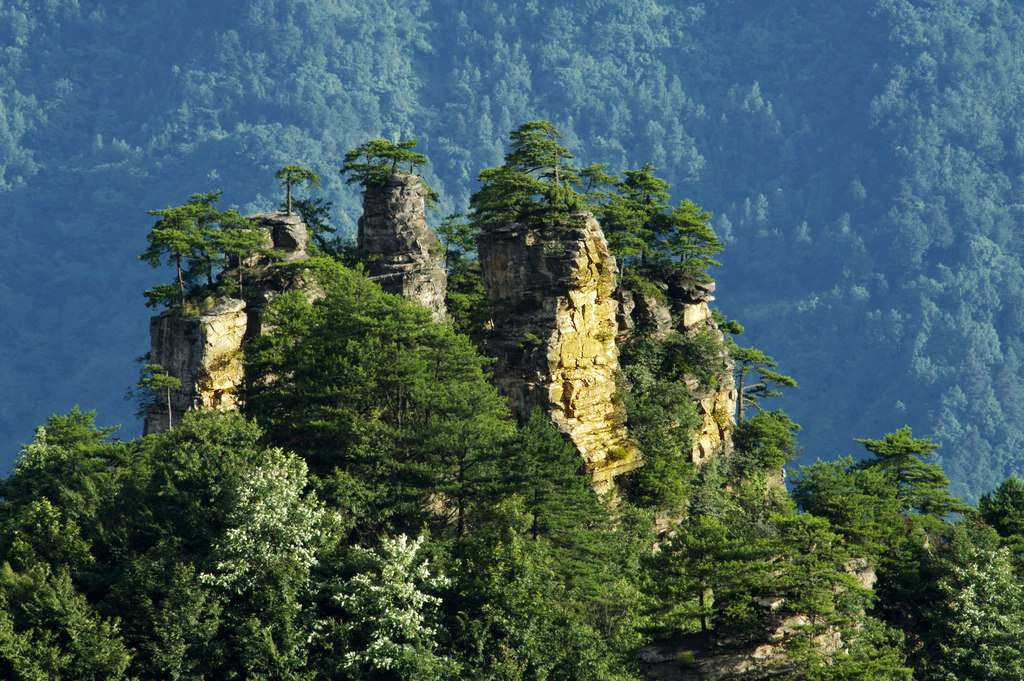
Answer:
[4, 119, 1024, 677]
[5, 0, 1024, 500]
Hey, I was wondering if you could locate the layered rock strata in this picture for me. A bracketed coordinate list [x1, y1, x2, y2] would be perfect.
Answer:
[358, 174, 447, 321]
[143, 212, 310, 434]
[144, 298, 247, 434]
[479, 213, 642, 493]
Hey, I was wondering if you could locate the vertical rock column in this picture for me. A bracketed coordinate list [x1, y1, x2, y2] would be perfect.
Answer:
[144, 299, 248, 434]
[142, 212, 310, 434]
[357, 174, 447, 321]
[668, 277, 737, 465]
[479, 213, 642, 494]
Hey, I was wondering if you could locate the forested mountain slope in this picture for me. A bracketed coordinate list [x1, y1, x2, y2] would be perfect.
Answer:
[3, 0, 1024, 498]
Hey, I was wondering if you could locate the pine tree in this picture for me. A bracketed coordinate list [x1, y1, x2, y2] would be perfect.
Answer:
[469, 120, 583, 227]
[853, 427, 969, 518]
[275, 163, 320, 216]
[136, 363, 182, 428]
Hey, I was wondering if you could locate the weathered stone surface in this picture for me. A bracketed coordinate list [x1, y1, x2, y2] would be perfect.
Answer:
[615, 288, 636, 340]
[638, 557, 872, 681]
[358, 174, 447, 321]
[144, 298, 247, 433]
[620, 275, 736, 467]
[143, 213, 314, 434]
[479, 213, 641, 494]
[638, 634, 792, 681]
[246, 210, 309, 262]
[690, 376, 736, 466]
[633, 290, 674, 333]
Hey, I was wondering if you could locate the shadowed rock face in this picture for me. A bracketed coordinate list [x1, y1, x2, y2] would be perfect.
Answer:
[246, 210, 309, 263]
[357, 174, 447, 321]
[637, 561, 877, 681]
[669, 278, 737, 467]
[619, 276, 737, 468]
[479, 213, 641, 494]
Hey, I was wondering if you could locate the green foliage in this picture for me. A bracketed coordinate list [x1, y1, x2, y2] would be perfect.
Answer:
[340, 138, 435, 208]
[214, 210, 268, 296]
[0, 563, 132, 680]
[136, 362, 182, 427]
[920, 542, 1024, 681]
[292, 196, 339, 253]
[435, 213, 490, 346]
[649, 515, 735, 633]
[331, 534, 457, 681]
[276, 163, 321, 216]
[647, 504, 910, 679]
[434, 212, 478, 273]
[732, 409, 801, 474]
[0, 408, 127, 582]
[726, 333, 798, 424]
[596, 162, 722, 281]
[107, 410, 331, 680]
[140, 191, 266, 309]
[469, 120, 585, 227]
[978, 475, 1024, 573]
[243, 257, 514, 538]
[792, 456, 902, 556]
[620, 329, 722, 510]
[447, 497, 645, 681]
[979, 475, 1024, 537]
[854, 426, 969, 519]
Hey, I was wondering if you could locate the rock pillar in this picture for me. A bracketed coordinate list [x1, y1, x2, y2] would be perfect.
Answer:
[143, 212, 311, 434]
[479, 213, 641, 494]
[144, 298, 247, 434]
[357, 174, 447, 321]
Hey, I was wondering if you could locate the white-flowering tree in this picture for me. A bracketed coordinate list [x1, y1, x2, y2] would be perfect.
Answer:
[113, 411, 333, 680]
[334, 534, 457, 681]
[196, 441, 333, 680]
[926, 544, 1024, 681]
[201, 448, 327, 594]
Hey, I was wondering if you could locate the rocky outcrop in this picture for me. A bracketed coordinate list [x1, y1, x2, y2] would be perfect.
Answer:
[619, 276, 736, 466]
[358, 174, 447, 321]
[479, 213, 641, 493]
[144, 298, 247, 434]
[638, 561, 877, 681]
[247, 210, 309, 263]
[143, 212, 311, 434]
[674, 280, 736, 466]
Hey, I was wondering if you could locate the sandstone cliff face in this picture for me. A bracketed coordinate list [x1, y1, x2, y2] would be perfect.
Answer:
[479, 213, 641, 493]
[144, 298, 247, 434]
[358, 174, 447, 321]
[143, 212, 310, 434]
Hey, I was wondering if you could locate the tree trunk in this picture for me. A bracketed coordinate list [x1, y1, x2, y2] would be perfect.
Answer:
[176, 256, 185, 304]
[736, 372, 745, 425]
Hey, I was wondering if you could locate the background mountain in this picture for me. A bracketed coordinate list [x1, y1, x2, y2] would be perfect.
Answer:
[3, 0, 1024, 499]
